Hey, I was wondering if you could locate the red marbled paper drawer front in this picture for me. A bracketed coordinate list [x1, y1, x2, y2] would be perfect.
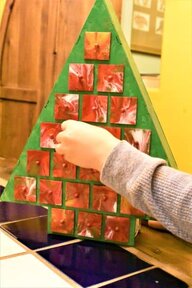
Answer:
[65, 182, 90, 209]
[104, 216, 130, 243]
[110, 96, 137, 125]
[82, 94, 108, 123]
[79, 168, 100, 181]
[124, 128, 151, 154]
[92, 185, 117, 213]
[14, 176, 36, 203]
[68, 64, 94, 91]
[27, 150, 50, 177]
[84, 31, 111, 60]
[77, 211, 102, 239]
[40, 123, 61, 149]
[39, 179, 62, 206]
[53, 153, 76, 179]
[51, 208, 74, 234]
[97, 64, 124, 93]
[54, 93, 79, 121]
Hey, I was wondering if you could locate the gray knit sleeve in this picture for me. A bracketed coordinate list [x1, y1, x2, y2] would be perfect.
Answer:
[100, 141, 192, 243]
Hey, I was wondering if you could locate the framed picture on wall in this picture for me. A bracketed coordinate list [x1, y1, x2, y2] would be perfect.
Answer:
[131, 0, 165, 55]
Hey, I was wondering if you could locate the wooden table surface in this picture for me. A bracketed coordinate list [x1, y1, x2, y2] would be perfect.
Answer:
[125, 226, 192, 286]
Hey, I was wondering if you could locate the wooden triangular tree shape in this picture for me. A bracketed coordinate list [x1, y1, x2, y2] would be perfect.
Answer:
[1, 0, 177, 246]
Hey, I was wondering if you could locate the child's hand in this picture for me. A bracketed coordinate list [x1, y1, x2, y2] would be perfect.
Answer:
[55, 120, 120, 171]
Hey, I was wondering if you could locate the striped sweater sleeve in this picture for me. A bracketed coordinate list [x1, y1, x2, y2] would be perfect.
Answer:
[100, 141, 192, 243]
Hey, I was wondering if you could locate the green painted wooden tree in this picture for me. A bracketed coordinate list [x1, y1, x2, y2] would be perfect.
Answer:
[1, 0, 176, 246]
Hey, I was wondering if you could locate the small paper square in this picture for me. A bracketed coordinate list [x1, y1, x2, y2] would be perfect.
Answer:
[92, 185, 117, 213]
[77, 212, 102, 239]
[84, 32, 111, 60]
[65, 182, 90, 209]
[39, 179, 62, 205]
[54, 94, 79, 121]
[97, 64, 124, 93]
[110, 97, 137, 124]
[104, 216, 130, 243]
[14, 176, 36, 202]
[124, 128, 151, 153]
[51, 208, 74, 234]
[27, 150, 50, 176]
[53, 153, 76, 179]
[40, 123, 61, 149]
[82, 94, 108, 123]
[68, 64, 94, 91]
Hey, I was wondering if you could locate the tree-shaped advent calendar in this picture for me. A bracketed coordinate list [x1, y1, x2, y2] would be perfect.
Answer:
[1, 0, 177, 246]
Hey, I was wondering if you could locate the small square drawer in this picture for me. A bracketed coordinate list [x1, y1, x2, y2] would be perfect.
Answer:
[54, 93, 79, 121]
[82, 94, 108, 123]
[40, 123, 61, 149]
[51, 208, 74, 234]
[65, 182, 90, 209]
[77, 211, 102, 239]
[124, 128, 151, 154]
[84, 31, 111, 60]
[68, 63, 94, 91]
[104, 216, 130, 243]
[92, 185, 117, 213]
[110, 96, 137, 125]
[39, 179, 62, 205]
[27, 150, 50, 176]
[14, 176, 36, 202]
[53, 153, 76, 179]
[97, 64, 124, 93]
